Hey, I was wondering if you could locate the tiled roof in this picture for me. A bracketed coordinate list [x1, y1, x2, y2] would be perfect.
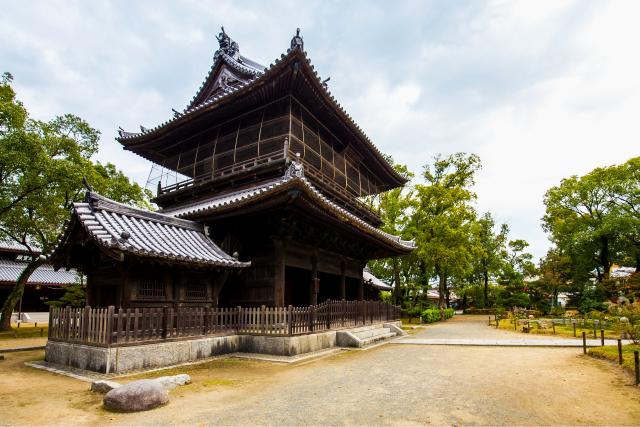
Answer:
[363, 267, 392, 291]
[0, 240, 38, 255]
[116, 30, 404, 186]
[50, 192, 250, 269]
[162, 162, 415, 252]
[0, 259, 78, 286]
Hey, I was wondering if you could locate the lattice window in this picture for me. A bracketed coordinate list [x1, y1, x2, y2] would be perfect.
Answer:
[185, 284, 207, 300]
[138, 280, 165, 299]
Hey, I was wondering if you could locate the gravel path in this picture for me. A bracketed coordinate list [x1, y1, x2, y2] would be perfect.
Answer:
[2, 315, 640, 426]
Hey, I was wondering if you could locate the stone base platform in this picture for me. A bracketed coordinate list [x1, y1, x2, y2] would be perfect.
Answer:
[45, 322, 402, 374]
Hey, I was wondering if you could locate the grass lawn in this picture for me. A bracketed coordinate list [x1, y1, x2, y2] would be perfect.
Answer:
[0, 325, 48, 340]
[589, 343, 640, 376]
[497, 319, 622, 339]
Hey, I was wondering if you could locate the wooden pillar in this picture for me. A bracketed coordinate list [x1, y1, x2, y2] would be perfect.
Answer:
[211, 271, 230, 308]
[340, 261, 346, 300]
[310, 255, 319, 306]
[273, 239, 286, 306]
[358, 265, 364, 301]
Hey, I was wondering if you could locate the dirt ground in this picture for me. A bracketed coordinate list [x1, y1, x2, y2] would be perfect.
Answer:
[1, 315, 639, 426]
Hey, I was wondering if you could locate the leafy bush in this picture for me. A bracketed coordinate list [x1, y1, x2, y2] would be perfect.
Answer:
[421, 309, 441, 323]
[549, 305, 566, 317]
[421, 308, 455, 323]
[607, 302, 640, 344]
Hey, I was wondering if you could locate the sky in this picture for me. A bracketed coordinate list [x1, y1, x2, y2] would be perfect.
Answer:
[2, 0, 639, 261]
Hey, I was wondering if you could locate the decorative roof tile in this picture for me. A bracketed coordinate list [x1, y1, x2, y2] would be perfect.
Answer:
[50, 192, 249, 269]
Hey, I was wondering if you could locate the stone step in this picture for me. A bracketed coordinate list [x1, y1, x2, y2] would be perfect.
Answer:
[353, 327, 391, 340]
[350, 324, 385, 334]
[359, 332, 397, 347]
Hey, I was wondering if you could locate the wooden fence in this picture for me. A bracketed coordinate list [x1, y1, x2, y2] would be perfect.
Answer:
[48, 300, 401, 347]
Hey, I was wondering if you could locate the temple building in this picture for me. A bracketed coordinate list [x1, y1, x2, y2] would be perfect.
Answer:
[1, 241, 79, 313]
[50, 28, 413, 309]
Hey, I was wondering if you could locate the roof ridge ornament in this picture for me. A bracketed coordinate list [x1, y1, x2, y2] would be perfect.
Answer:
[290, 28, 304, 51]
[216, 26, 240, 59]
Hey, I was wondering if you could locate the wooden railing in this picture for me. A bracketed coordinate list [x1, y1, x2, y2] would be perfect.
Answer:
[48, 300, 401, 347]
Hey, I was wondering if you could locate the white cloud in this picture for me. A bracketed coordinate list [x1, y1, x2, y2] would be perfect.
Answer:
[2, 0, 639, 261]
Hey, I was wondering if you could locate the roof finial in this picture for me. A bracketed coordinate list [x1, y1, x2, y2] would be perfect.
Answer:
[216, 26, 239, 58]
[290, 28, 304, 50]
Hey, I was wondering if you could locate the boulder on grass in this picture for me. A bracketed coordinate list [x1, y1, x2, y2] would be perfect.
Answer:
[91, 380, 121, 393]
[104, 379, 169, 412]
[153, 374, 191, 390]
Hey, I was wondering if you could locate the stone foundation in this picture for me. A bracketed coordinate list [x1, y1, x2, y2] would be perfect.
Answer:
[45, 323, 403, 374]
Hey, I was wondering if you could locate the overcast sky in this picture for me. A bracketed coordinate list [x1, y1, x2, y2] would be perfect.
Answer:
[2, 0, 639, 261]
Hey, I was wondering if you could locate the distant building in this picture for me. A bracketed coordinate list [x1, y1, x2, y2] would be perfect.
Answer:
[0, 241, 79, 313]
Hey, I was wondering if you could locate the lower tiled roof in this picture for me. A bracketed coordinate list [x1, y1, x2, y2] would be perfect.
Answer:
[0, 259, 78, 286]
[162, 162, 415, 252]
[50, 192, 249, 269]
[363, 267, 392, 291]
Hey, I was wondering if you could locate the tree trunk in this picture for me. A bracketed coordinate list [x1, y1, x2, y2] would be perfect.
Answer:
[0, 258, 44, 331]
[437, 270, 446, 309]
[599, 237, 611, 282]
[392, 259, 402, 305]
[483, 270, 489, 308]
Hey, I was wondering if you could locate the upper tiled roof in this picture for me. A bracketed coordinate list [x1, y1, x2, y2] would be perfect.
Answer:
[162, 162, 415, 253]
[116, 28, 405, 187]
[0, 259, 78, 286]
[49, 192, 249, 269]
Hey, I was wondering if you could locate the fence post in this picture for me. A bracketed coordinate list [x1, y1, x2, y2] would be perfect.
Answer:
[618, 339, 623, 365]
[309, 305, 315, 332]
[106, 306, 115, 346]
[593, 320, 597, 339]
[488, 316, 491, 326]
[342, 300, 345, 327]
[600, 329, 605, 346]
[288, 305, 293, 336]
[635, 351, 640, 386]
[573, 321, 576, 337]
[261, 305, 266, 334]
[552, 321, 556, 335]
[582, 332, 587, 355]
[327, 301, 331, 330]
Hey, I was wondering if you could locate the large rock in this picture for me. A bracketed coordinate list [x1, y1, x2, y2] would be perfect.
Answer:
[91, 380, 121, 393]
[103, 379, 169, 412]
[153, 374, 191, 390]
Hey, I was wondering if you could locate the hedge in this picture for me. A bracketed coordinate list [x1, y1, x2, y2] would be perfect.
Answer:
[421, 308, 455, 323]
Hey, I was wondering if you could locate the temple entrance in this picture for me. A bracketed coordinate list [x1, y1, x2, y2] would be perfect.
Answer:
[317, 272, 341, 303]
[284, 266, 310, 306]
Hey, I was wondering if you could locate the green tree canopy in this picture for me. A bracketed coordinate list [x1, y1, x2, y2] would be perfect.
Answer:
[0, 72, 151, 330]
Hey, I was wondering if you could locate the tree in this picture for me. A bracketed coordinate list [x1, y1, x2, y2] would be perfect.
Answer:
[411, 153, 481, 308]
[538, 247, 571, 307]
[471, 212, 508, 307]
[543, 167, 621, 283]
[0, 72, 151, 331]
[496, 239, 536, 309]
[368, 164, 414, 305]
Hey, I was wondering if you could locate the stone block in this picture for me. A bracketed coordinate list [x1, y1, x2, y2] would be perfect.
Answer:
[91, 380, 121, 393]
[103, 380, 169, 412]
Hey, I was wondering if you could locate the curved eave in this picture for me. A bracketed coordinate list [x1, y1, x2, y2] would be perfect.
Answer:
[116, 47, 407, 188]
[167, 176, 415, 254]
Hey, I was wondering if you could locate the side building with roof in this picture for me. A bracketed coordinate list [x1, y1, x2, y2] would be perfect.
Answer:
[0, 241, 79, 314]
[50, 28, 413, 309]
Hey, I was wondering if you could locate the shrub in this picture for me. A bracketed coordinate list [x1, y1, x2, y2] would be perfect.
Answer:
[421, 308, 455, 323]
[421, 309, 441, 323]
